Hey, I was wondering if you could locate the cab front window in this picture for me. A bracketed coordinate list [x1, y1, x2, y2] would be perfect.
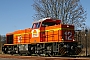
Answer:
[32, 22, 41, 29]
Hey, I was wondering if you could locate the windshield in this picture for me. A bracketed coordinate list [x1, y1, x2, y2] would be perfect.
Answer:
[32, 22, 41, 29]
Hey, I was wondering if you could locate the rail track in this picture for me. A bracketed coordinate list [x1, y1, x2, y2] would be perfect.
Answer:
[0, 54, 90, 60]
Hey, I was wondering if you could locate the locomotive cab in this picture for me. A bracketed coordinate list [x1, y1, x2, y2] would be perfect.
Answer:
[30, 18, 61, 43]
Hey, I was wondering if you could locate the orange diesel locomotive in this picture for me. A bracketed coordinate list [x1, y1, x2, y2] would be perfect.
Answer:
[2, 18, 82, 56]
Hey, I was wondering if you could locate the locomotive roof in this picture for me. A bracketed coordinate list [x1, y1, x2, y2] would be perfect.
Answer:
[33, 17, 60, 23]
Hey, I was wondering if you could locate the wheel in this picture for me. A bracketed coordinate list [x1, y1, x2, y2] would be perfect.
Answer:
[19, 52, 22, 56]
[11, 51, 13, 55]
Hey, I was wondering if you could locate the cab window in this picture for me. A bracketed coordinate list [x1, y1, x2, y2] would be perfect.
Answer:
[32, 22, 41, 29]
[41, 22, 59, 27]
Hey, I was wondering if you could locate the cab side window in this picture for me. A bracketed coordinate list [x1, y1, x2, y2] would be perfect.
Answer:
[41, 22, 57, 27]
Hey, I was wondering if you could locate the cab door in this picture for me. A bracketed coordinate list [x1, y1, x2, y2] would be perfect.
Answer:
[40, 23, 46, 42]
[30, 22, 41, 43]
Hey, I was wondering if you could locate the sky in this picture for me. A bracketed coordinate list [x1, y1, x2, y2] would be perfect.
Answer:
[0, 0, 90, 35]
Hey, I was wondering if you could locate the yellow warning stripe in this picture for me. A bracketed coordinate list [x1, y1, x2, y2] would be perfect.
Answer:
[75, 48, 81, 54]
[41, 28, 74, 32]
[14, 28, 74, 36]
[59, 47, 66, 55]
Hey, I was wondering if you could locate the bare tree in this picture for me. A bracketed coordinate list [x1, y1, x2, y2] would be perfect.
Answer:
[33, 0, 86, 29]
